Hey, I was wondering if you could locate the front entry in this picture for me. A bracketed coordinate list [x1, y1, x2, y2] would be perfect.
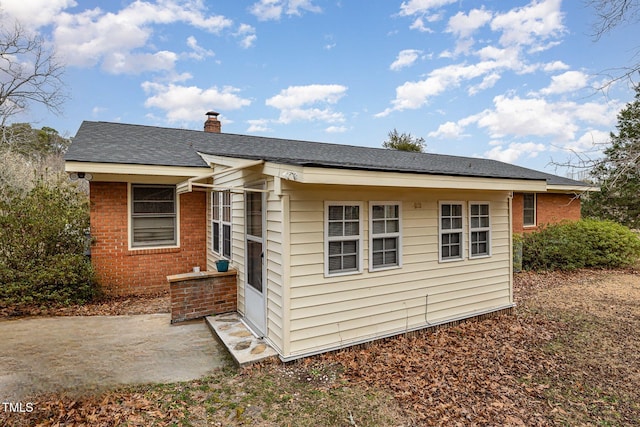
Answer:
[244, 185, 266, 336]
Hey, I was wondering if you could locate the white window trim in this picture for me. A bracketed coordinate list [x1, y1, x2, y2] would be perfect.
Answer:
[469, 201, 491, 259]
[324, 201, 363, 277]
[523, 193, 537, 227]
[127, 183, 180, 251]
[211, 190, 232, 260]
[211, 190, 220, 255]
[438, 201, 464, 263]
[369, 201, 402, 272]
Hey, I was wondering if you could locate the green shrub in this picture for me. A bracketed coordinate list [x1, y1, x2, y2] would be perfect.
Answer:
[0, 181, 98, 307]
[521, 219, 640, 271]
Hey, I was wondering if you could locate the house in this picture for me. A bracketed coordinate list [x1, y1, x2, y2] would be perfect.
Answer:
[64, 113, 593, 361]
[512, 187, 582, 234]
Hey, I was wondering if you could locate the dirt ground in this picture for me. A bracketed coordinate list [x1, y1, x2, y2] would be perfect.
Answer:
[2, 269, 639, 426]
[0, 292, 171, 318]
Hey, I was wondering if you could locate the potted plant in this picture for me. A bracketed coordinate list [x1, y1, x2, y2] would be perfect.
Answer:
[215, 259, 229, 272]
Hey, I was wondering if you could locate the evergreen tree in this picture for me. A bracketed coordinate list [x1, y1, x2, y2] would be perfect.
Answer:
[583, 84, 640, 228]
[382, 128, 425, 152]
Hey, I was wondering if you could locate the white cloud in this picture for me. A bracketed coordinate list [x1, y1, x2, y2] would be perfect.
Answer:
[325, 125, 348, 133]
[543, 60, 570, 72]
[468, 73, 501, 95]
[445, 8, 492, 55]
[446, 8, 492, 39]
[490, 0, 565, 50]
[570, 129, 610, 152]
[266, 84, 346, 109]
[286, 0, 322, 16]
[428, 121, 467, 139]
[91, 106, 106, 116]
[235, 24, 257, 48]
[277, 108, 344, 124]
[539, 70, 589, 95]
[399, 0, 457, 17]
[102, 50, 178, 74]
[247, 119, 272, 133]
[474, 95, 578, 141]
[377, 61, 505, 116]
[249, 0, 282, 21]
[409, 17, 434, 33]
[484, 142, 546, 163]
[390, 49, 422, 71]
[249, 0, 321, 21]
[465, 94, 618, 151]
[186, 36, 215, 60]
[266, 84, 347, 124]
[142, 82, 251, 123]
[50, 1, 232, 73]
[0, 0, 76, 29]
[570, 100, 619, 127]
[474, 45, 521, 66]
[382, 1, 572, 117]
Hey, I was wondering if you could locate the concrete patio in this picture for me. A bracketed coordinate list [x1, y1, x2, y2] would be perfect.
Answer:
[0, 314, 231, 401]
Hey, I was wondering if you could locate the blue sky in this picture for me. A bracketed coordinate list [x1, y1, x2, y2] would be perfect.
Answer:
[1, 0, 637, 176]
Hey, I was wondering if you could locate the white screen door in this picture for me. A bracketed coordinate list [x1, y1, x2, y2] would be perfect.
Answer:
[244, 185, 266, 335]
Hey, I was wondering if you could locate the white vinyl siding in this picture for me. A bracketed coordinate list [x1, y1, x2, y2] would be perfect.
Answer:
[369, 202, 401, 271]
[287, 186, 512, 359]
[205, 169, 286, 356]
[324, 202, 363, 276]
[469, 202, 491, 258]
[130, 184, 177, 248]
[523, 193, 536, 226]
[439, 202, 463, 262]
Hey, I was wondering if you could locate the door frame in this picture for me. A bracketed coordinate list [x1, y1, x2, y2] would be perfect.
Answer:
[243, 181, 267, 336]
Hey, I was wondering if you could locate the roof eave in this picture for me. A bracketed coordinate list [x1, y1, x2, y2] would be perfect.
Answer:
[547, 184, 600, 193]
[65, 161, 213, 181]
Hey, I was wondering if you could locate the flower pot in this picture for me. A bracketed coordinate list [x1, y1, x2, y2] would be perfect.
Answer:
[215, 259, 229, 272]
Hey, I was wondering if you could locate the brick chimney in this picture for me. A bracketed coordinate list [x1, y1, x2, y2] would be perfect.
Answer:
[204, 111, 221, 133]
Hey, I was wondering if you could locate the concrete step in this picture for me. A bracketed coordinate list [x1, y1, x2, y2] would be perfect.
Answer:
[206, 313, 278, 366]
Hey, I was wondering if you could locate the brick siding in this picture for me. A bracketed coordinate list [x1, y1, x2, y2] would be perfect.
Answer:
[168, 270, 238, 323]
[512, 192, 581, 234]
[89, 181, 207, 296]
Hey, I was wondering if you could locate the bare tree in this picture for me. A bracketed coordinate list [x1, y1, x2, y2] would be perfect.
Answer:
[0, 20, 65, 139]
[588, 0, 640, 39]
[587, 0, 640, 89]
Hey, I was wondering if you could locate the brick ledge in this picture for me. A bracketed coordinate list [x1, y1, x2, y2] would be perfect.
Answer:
[167, 269, 237, 283]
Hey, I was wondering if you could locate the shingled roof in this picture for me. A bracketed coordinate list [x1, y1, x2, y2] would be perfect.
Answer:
[65, 121, 589, 187]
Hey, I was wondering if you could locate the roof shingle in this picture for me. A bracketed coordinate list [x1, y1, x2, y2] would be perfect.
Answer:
[65, 121, 588, 187]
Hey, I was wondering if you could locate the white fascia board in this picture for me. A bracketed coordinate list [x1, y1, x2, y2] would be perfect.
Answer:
[197, 153, 261, 169]
[194, 155, 550, 192]
[65, 161, 212, 179]
[547, 184, 600, 193]
[299, 166, 547, 192]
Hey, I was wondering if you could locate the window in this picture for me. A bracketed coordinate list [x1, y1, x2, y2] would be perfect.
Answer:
[370, 202, 401, 270]
[212, 190, 232, 259]
[469, 203, 490, 258]
[325, 202, 362, 275]
[439, 202, 463, 261]
[212, 190, 220, 253]
[131, 184, 176, 248]
[523, 193, 536, 226]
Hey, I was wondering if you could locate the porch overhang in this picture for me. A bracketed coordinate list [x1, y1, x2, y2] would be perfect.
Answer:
[176, 159, 267, 195]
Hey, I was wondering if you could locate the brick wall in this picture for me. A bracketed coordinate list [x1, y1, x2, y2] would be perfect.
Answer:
[89, 181, 207, 296]
[512, 192, 581, 234]
[168, 270, 238, 323]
